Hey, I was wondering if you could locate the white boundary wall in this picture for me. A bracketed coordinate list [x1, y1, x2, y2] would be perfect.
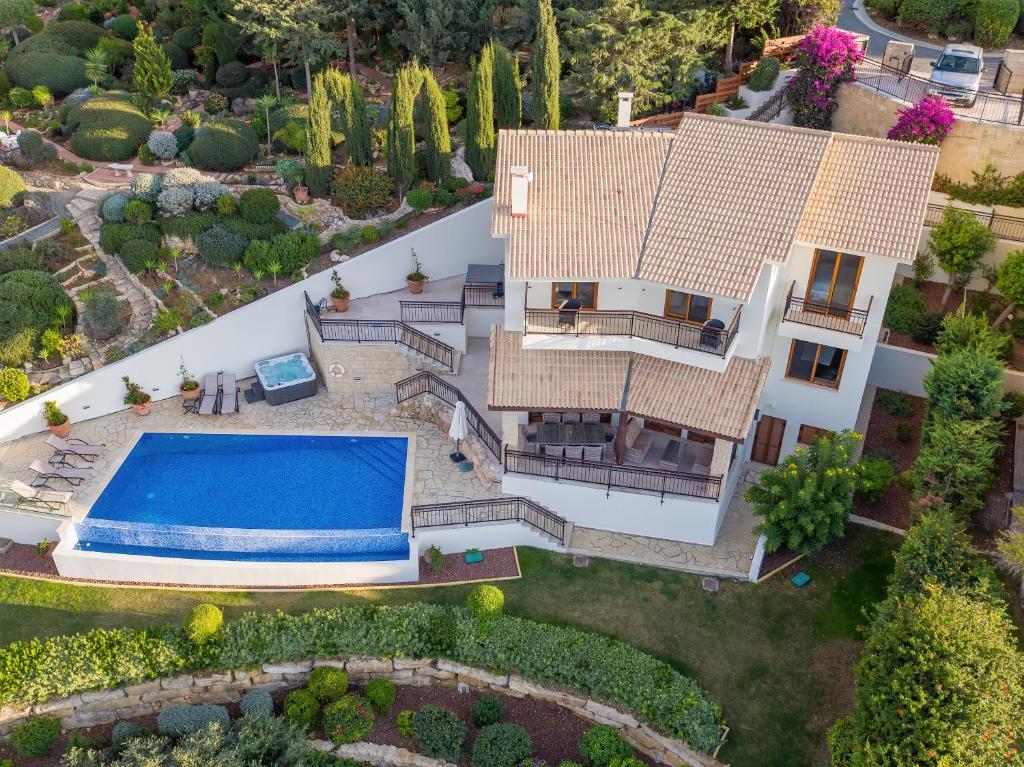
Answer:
[868, 341, 1024, 397]
[0, 201, 501, 443]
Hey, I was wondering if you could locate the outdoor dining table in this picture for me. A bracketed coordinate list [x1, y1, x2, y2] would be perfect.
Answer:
[536, 422, 607, 446]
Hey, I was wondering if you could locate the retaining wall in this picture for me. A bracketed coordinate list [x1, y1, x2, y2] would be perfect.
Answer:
[0, 658, 722, 767]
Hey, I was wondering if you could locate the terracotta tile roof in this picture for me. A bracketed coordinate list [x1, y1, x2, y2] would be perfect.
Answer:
[637, 115, 832, 300]
[492, 129, 674, 279]
[795, 133, 939, 262]
[487, 326, 630, 411]
[626, 354, 770, 441]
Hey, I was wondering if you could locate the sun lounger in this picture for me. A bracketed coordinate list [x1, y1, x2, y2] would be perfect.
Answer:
[7, 479, 72, 511]
[46, 434, 105, 464]
[29, 459, 93, 487]
[220, 373, 239, 414]
[198, 373, 219, 415]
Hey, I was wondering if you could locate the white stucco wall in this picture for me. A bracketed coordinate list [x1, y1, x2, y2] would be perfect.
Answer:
[0, 507, 64, 545]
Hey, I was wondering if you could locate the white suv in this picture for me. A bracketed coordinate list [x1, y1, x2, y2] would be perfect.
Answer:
[928, 44, 984, 107]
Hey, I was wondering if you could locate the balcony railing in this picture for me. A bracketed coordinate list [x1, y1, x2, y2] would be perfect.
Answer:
[411, 497, 567, 544]
[504, 448, 722, 502]
[782, 283, 871, 338]
[395, 371, 501, 459]
[523, 308, 741, 358]
[399, 283, 505, 324]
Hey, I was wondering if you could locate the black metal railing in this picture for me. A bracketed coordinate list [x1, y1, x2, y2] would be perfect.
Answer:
[462, 283, 505, 308]
[396, 371, 501, 458]
[410, 496, 567, 544]
[782, 283, 871, 337]
[504, 448, 722, 502]
[305, 292, 455, 371]
[925, 202, 1024, 243]
[398, 283, 505, 324]
[523, 308, 741, 358]
[748, 89, 788, 122]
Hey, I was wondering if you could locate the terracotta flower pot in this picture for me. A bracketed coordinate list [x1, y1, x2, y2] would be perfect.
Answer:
[131, 401, 152, 416]
[293, 186, 309, 203]
[181, 385, 200, 401]
[331, 295, 350, 312]
[406, 279, 424, 294]
[48, 420, 71, 439]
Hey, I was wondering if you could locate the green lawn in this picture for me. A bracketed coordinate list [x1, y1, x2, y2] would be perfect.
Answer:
[0, 526, 902, 767]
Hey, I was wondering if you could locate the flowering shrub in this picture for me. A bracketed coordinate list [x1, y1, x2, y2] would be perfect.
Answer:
[147, 131, 178, 160]
[786, 25, 864, 129]
[886, 95, 955, 145]
[323, 695, 374, 744]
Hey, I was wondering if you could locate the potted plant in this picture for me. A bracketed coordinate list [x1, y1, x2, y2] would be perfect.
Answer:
[406, 249, 428, 295]
[330, 270, 350, 312]
[123, 375, 152, 416]
[179, 363, 200, 401]
[43, 400, 70, 438]
[293, 171, 308, 204]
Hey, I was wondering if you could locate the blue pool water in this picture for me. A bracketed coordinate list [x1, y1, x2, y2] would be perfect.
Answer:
[76, 432, 410, 562]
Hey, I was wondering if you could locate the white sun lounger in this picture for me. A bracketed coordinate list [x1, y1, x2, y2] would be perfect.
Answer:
[29, 459, 93, 487]
[8, 479, 72, 511]
[46, 434, 105, 463]
[198, 373, 219, 415]
[220, 373, 239, 414]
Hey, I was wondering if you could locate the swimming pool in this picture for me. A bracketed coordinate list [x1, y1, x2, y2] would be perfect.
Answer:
[74, 432, 411, 563]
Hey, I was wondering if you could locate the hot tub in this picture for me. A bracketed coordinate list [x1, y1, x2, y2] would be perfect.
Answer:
[254, 353, 318, 405]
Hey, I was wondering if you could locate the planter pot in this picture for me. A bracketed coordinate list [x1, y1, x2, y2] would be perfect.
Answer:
[465, 551, 484, 564]
[293, 186, 309, 203]
[407, 279, 424, 294]
[48, 420, 71, 439]
[331, 295, 350, 312]
[180, 385, 200, 401]
[130, 401, 152, 416]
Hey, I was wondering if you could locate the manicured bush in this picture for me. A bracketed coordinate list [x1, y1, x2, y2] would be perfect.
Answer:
[11, 129, 57, 170]
[330, 165, 395, 219]
[472, 696, 504, 727]
[365, 678, 396, 713]
[220, 217, 285, 241]
[240, 688, 273, 718]
[57, 3, 90, 21]
[974, 0, 1019, 47]
[163, 167, 207, 188]
[413, 706, 466, 761]
[923, 347, 1004, 422]
[883, 283, 925, 334]
[238, 188, 280, 224]
[101, 194, 130, 223]
[242, 231, 319, 275]
[186, 603, 223, 643]
[407, 186, 433, 212]
[203, 92, 229, 115]
[308, 666, 348, 703]
[110, 14, 138, 39]
[173, 124, 195, 152]
[157, 704, 230, 737]
[0, 367, 29, 402]
[196, 226, 246, 267]
[396, 709, 415, 737]
[161, 42, 188, 71]
[322, 694, 373, 744]
[216, 193, 237, 216]
[897, 0, 957, 30]
[856, 455, 895, 504]
[283, 689, 320, 729]
[170, 27, 198, 53]
[98, 222, 160, 254]
[69, 93, 151, 161]
[0, 166, 26, 208]
[82, 291, 123, 341]
[157, 186, 195, 216]
[10, 716, 60, 757]
[6, 44, 86, 96]
[215, 61, 248, 88]
[0, 270, 71, 366]
[123, 199, 153, 225]
[147, 130, 178, 160]
[466, 584, 505, 617]
[111, 721, 150, 747]
[45, 20, 104, 51]
[472, 724, 532, 767]
[579, 725, 633, 767]
[171, 69, 200, 95]
[130, 173, 162, 204]
[747, 56, 780, 91]
[119, 238, 157, 274]
[192, 181, 231, 211]
[158, 211, 217, 240]
[189, 118, 257, 171]
[0, 247, 39, 275]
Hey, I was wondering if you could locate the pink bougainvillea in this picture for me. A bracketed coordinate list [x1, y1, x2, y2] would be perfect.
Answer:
[786, 25, 865, 130]
[886, 95, 956, 145]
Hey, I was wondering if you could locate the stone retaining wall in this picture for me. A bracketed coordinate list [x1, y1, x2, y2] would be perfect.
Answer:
[310, 739, 456, 767]
[0, 658, 723, 767]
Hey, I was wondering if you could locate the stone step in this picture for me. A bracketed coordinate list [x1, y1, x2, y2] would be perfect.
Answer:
[76, 187, 108, 201]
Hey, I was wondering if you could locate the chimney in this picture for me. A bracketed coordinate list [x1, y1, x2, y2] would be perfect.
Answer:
[510, 165, 532, 218]
[616, 92, 634, 128]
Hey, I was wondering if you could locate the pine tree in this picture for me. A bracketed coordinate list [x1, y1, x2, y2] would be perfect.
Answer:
[305, 71, 333, 198]
[491, 39, 522, 129]
[532, 0, 560, 130]
[420, 67, 451, 182]
[325, 70, 372, 167]
[132, 30, 173, 103]
[465, 45, 495, 181]
[386, 64, 422, 197]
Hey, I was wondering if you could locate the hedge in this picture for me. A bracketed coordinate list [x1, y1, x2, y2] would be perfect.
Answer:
[974, 0, 1020, 47]
[98, 221, 161, 254]
[189, 119, 258, 171]
[0, 166, 27, 208]
[0, 604, 724, 754]
[69, 94, 152, 161]
[5, 51, 86, 97]
[898, 0, 957, 30]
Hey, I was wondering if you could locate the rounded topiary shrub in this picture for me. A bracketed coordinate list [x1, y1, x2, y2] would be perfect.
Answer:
[98, 222, 161, 254]
[396, 709, 415, 737]
[412, 706, 466, 762]
[130, 173, 162, 203]
[11, 128, 57, 170]
[0, 270, 72, 366]
[472, 696, 504, 727]
[82, 291, 123, 341]
[747, 56, 781, 91]
[189, 118, 258, 171]
[173, 124, 195, 152]
[322, 694, 374, 745]
[0, 367, 30, 403]
[238, 188, 280, 224]
[0, 166, 27, 208]
[196, 226, 246, 267]
[186, 603, 223, 643]
[147, 130, 178, 160]
[111, 14, 139, 39]
[45, 20, 105, 51]
[472, 724, 533, 767]
[170, 27, 198, 53]
[975, 0, 1020, 47]
[579, 725, 633, 767]
[162, 167, 207, 188]
[407, 187, 433, 213]
[156, 704, 230, 737]
[467, 584, 505, 617]
[157, 186, 195, 216]
[240, 688, 273, 718]
[192, 181, 231, 211]
[10, 716, 61, 757]
[123, 199, 153, 224]
[69, 94, 152, 161]
[284, 689, 320, 730]
[215, 61, 248, 88]
[111, 721, 151, 747]
[161, 42, 189, 71]
[5, 51, 86, 97]
[308, 666, 348, 703]
[101, 193, 130, 222]
[365, 678, 396, 713]
[119, 238, 157, 274]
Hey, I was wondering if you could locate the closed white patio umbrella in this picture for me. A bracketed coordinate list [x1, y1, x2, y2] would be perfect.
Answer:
[449, 401, 469, 463]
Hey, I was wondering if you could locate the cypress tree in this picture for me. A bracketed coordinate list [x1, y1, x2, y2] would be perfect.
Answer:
[465, 45, 495, 182]
[132, 30, 173, 102]
[491, 39, 522, 129]
[421, 68, 451, 182]
[305, 71, 332, 198]
[326, 70, 372, 167]
[387, 64, 422, 197]
[532, 0, 560, 130]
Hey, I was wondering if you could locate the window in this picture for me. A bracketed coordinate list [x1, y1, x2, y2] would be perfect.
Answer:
[798, 424, 833, 444]
[552, 282, 598, 309]
[664, 290, 712, 324]
[786, 340, 846, 388]
[806, 250, 862, 315]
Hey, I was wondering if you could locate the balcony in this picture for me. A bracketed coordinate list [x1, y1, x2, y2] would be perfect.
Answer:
[782, 282, 872, 339]
[523, 308, 741, 359]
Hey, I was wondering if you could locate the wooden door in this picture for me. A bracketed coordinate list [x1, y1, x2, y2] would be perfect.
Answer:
[751, 415, 786, 466]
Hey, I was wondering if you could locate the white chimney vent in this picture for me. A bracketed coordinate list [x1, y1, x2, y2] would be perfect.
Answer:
[510, 165, 532, 218]
[616, 92, 634, 128]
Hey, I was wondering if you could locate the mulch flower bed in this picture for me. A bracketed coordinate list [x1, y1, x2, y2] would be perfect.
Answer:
[0, 545, 520, 590]
[756, 546, 802, 581]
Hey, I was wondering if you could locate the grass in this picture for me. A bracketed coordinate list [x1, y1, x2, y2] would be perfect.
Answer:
[0, 526, 903, 767]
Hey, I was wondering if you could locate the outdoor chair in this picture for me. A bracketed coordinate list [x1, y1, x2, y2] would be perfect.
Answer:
[29, 459, 93, 487]
[542, 412, 561, 423]
[699, 319, 726, 349]
[583, 445, 604, 462]
[220, 373, 239, 414]
[564, 445, 584, 460]
[7, 479, 72, 511]
[197, 373, 219, 415]
[562, 412, 581, 424]
[558, 299, 582, 329]
[581, 412, 601, 424]
[542, 444, 565, 458]
[623, 418, 653, 464]
[46, 435, 105, 464]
